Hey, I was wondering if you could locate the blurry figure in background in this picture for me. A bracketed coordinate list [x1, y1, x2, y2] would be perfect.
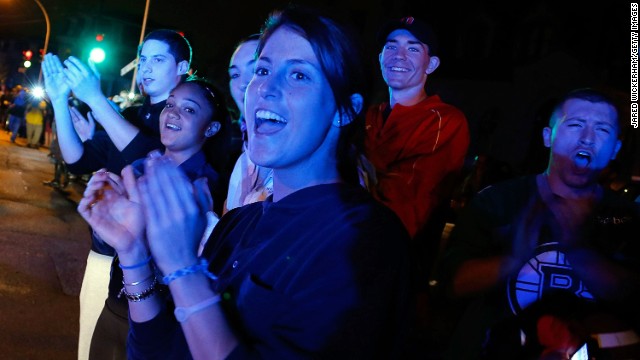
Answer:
[450, 107, 513, 213]
[0, 83, 10, 129]
[438, 88, 640, 360]
[118, 72, 147, 130]
[43, 101, 54, 148]
[453, 153, 515, 211]
[8, 85, 27, 143]
[43, 120, 71, 189]
[223, 34, 274, 213]
[25, 99, 46, 149]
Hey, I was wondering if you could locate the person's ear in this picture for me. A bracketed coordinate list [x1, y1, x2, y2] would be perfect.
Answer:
[426, 56, 440, 74]
[333, 94, 363, 127]
[177, 60, 189, 75]
[205, 122, 221, 137]
[542, 127, 552, 148]
[378, 52, 383, 67]
[611, 139, 622, 160]
[350, 93, 363, 115]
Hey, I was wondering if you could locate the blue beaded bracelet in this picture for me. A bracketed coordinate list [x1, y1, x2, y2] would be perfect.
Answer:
[162, 258, 218, 285]
[119, 254, 153, 270]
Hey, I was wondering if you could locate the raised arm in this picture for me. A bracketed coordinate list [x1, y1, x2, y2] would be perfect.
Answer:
[63, 56, 141, 151]
[43, 54, 84, 163]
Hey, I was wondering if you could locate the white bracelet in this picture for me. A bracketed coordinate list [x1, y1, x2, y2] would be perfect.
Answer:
[174, 295, 221, 323]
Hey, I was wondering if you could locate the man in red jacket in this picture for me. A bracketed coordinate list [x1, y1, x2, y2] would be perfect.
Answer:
[365, 16, 470, 280]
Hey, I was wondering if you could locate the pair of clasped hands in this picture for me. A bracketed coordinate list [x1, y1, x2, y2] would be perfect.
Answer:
[78, 151, 213, 277]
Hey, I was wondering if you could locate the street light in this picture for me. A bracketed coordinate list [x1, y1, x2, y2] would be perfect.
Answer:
[89, 47, 106, 63]
[23, 49, 33, 67]
[32, 0, 50, 83]
[89, 33, 106, 63]
[130, 0, 151, 94]
[31, 86, 45, 99]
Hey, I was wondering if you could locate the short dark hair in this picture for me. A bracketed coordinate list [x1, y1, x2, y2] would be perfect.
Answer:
[257, 5, 366, 184]
[139, 29, 192, 67]
[549, 88, 621, 137]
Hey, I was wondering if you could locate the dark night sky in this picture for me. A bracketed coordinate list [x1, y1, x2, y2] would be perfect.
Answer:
[1, 0, 636, 175]
[1, 1, 628, 89]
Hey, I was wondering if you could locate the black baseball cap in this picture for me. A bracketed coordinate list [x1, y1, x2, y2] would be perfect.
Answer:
[377, 16, 439, 55]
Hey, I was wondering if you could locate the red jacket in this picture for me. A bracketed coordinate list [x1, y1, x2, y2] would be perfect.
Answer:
[365, 95, 470, 238]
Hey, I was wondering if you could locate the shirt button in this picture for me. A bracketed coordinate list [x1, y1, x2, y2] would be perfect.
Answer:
[232, 260, 239, 269]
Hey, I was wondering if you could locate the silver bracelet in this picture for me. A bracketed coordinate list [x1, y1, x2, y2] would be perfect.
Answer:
[122, 273, 155, 287]
[118, 277, 158, 302]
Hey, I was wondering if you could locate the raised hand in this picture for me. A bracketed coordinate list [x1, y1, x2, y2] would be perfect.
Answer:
[193, 177, 214, 214]
[42, 54, 71, 104]
[77, 167, 146, 255]
[69, 107, 96, 142]
[137, 155, 208, 274]
[536, 174, 596, 248]
[63, 56, 103, 106]
[504, 194, 548, 276]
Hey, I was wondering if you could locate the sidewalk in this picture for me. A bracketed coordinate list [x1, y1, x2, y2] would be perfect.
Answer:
[0, 129, 90, 359]
[4, 130, 86, 201]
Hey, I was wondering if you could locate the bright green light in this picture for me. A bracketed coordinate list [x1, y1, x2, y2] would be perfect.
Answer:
[89, 47, 106, 63]
[24, 60, 32, 68]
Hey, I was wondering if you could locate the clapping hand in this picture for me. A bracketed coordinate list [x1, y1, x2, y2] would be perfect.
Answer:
[69, 107, 96, 142]
[546, 196, 595, 249]
[536, 174, 596, 249]
[42, 54, 71, 104]
[502, 194, 547, 277]
[137, 155, 210, 275]
[77, 166, 146, 255]
[63, 56, 103, 106]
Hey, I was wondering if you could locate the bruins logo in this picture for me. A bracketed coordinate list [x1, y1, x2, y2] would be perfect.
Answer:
[506, 242, 594, 315]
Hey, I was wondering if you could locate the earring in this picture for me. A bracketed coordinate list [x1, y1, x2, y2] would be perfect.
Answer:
[205, 123, 220, 137]
[334, 116, 350, 128]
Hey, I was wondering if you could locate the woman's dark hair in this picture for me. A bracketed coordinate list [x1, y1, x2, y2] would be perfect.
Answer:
[258, 5, 367, 185]
[184, 76, 232, 184]
[139, 29, 192, 67]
